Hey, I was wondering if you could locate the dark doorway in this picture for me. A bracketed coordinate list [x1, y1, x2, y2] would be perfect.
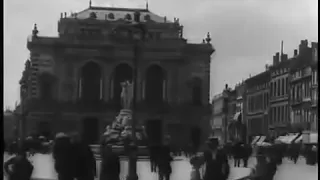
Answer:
[112, 64, 133, 107]
[145, 65, 165, 106]
[81, 62, 101, 103]
[192, 77, 202, 106]
[145, 119, 163, 145]
[37, 121, 51, 138]
[82, 117, 99, 145]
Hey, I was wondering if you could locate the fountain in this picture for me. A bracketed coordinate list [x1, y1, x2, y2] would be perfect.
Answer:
[91, 81, 148, 158]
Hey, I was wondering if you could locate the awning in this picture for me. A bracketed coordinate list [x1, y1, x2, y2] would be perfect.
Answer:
[257, 136, 266, 144]
[293, 135, 303, 143]
[251, 136, 260, 145]
[283, 133, 299, 144]
[310, 133, 318, 144]
[233, 112, 241, 121]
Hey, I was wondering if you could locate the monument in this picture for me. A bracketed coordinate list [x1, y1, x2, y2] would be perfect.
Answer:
[101, 81, 147, 147]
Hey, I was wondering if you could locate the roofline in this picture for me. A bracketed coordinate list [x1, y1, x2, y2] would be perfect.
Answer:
[90, 6, 149, 13]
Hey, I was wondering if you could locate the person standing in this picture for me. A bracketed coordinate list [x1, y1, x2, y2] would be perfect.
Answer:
[202, 137, 230, 180]
[100, 144, 121, 180]
[4, 150, 34, 180]
[70, 132, 96, 180]
[158, 144, 173, 180]
[52, 132, 75, 180]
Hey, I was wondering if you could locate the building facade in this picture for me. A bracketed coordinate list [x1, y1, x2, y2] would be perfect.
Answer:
[269, 52, 291, 136]
[22, 5, 214, 144]
[227, 82, 247, 143]
[211, 85, 230, 143]
[311, 42, 318, 132]
[244, 70, 270, 137]
[289, 40, 316, 132]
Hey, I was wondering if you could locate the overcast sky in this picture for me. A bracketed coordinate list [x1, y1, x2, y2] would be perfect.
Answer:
[4, 0, 318, 108]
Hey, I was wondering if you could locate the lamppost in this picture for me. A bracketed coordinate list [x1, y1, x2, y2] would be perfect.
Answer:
[19, 80, 28, 149]
[113, 11, 147, 180]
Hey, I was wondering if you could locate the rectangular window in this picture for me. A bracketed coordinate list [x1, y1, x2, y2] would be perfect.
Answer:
[278, 79, 281, 96]
[285, 77, 288, 95]
[281, 78, 285, 96]
[272, 82, 274, 97]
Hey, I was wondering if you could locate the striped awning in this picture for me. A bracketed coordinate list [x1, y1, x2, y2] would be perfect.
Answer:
[257, 136, 266, 143]
[293, 135, 303, 143]
[251, 136, 260, 145]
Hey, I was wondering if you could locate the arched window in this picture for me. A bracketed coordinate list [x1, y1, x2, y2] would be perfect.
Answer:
[80, 62, 101, 103]
[145, 65, 166, 105]
[108, 13, 115, 19]
[191, 77, 202, 106]
[111, 64, 133, 107]
[125, 14, 132, 20]
[144, 14, 151, 21]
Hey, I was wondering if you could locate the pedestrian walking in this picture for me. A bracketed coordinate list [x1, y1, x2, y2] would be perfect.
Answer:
[100, 144, 121, 180]
[4, 149, 34, 180]
[201, 137, 230, 180]
[158, 145, 173, 180]
[70, 132, 96, 180]
[52, 132, 75, 180]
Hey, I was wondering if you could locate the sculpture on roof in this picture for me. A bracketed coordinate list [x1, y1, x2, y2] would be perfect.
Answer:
[205, 32, 211, 44]
[32, 24, 39, 37]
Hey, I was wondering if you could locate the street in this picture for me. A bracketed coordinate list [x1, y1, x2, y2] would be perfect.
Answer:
[3, 153, 318, 180]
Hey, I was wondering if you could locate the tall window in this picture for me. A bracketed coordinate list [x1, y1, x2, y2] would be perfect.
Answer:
[281, 78, 285, 96]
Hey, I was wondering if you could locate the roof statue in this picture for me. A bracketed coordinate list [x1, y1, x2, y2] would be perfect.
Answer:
[32, 24, 38, 37]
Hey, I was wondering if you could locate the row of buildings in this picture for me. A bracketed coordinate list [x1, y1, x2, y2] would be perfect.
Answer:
[212, 40, 318, 143]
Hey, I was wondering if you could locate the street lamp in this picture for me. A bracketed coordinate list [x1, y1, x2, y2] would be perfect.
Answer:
[19, 81, 28, 149]
[113, 11, 147, 180]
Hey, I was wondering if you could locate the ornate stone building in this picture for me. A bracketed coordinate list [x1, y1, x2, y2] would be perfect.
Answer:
[311, 42, 318, 132]
[269, 50, 291, 136]
[244, 69, 270, 137]
[22, 5, 214, 144]
[289, 40, 317, 132]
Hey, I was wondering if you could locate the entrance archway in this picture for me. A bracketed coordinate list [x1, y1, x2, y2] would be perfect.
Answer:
[145, 65, 166, 105]
[82, 117, 99, 144]
[81, 62, 101, 103]
[112, 64, 133, 107]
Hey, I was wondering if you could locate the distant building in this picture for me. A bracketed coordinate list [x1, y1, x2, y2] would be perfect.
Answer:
[227, 82, 247, 143]
[22, 5, 215, 145]
[311, 42, 318, 132]
[289, 40, 317, 132]
[269, 50, 291, 136]
[211, 84, 230, 144]
[4, 111, 17, 141]
[244, 69, 270, 137]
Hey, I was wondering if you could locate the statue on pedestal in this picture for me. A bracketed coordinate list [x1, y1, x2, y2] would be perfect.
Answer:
[120, 81, 134, 110]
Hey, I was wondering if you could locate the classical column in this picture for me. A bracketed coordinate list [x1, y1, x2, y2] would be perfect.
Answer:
[110, 78, 114, 99]
[78, 78, 82, 98]
[100, 78, 103, 100]
[162, 80, 166, 101]
[142, 80, 145, 100]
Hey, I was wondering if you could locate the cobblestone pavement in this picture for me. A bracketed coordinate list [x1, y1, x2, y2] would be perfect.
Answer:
[3, 153, 318, 180]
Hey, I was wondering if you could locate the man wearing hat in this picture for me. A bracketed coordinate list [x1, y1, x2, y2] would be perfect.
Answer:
[201, 137, 230, 180]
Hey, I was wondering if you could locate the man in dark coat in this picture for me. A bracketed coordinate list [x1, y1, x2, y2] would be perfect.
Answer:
[4, 150, 34, 180]
[52, 133, 75, 180]
[202, 138, 230, 180]
[70, 133, 96, 180]
[100, 144, 121, 180]
[158, 145, 173, 180]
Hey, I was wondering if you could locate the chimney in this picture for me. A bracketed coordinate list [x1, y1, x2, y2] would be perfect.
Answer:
[294, 49, 298, 56]
[265, 64, 269, 71]
[299, 39, 308, 54]
[281, 54, 288, 61]
[273, 52, 280, 65]
[225, 84, 228, 90]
